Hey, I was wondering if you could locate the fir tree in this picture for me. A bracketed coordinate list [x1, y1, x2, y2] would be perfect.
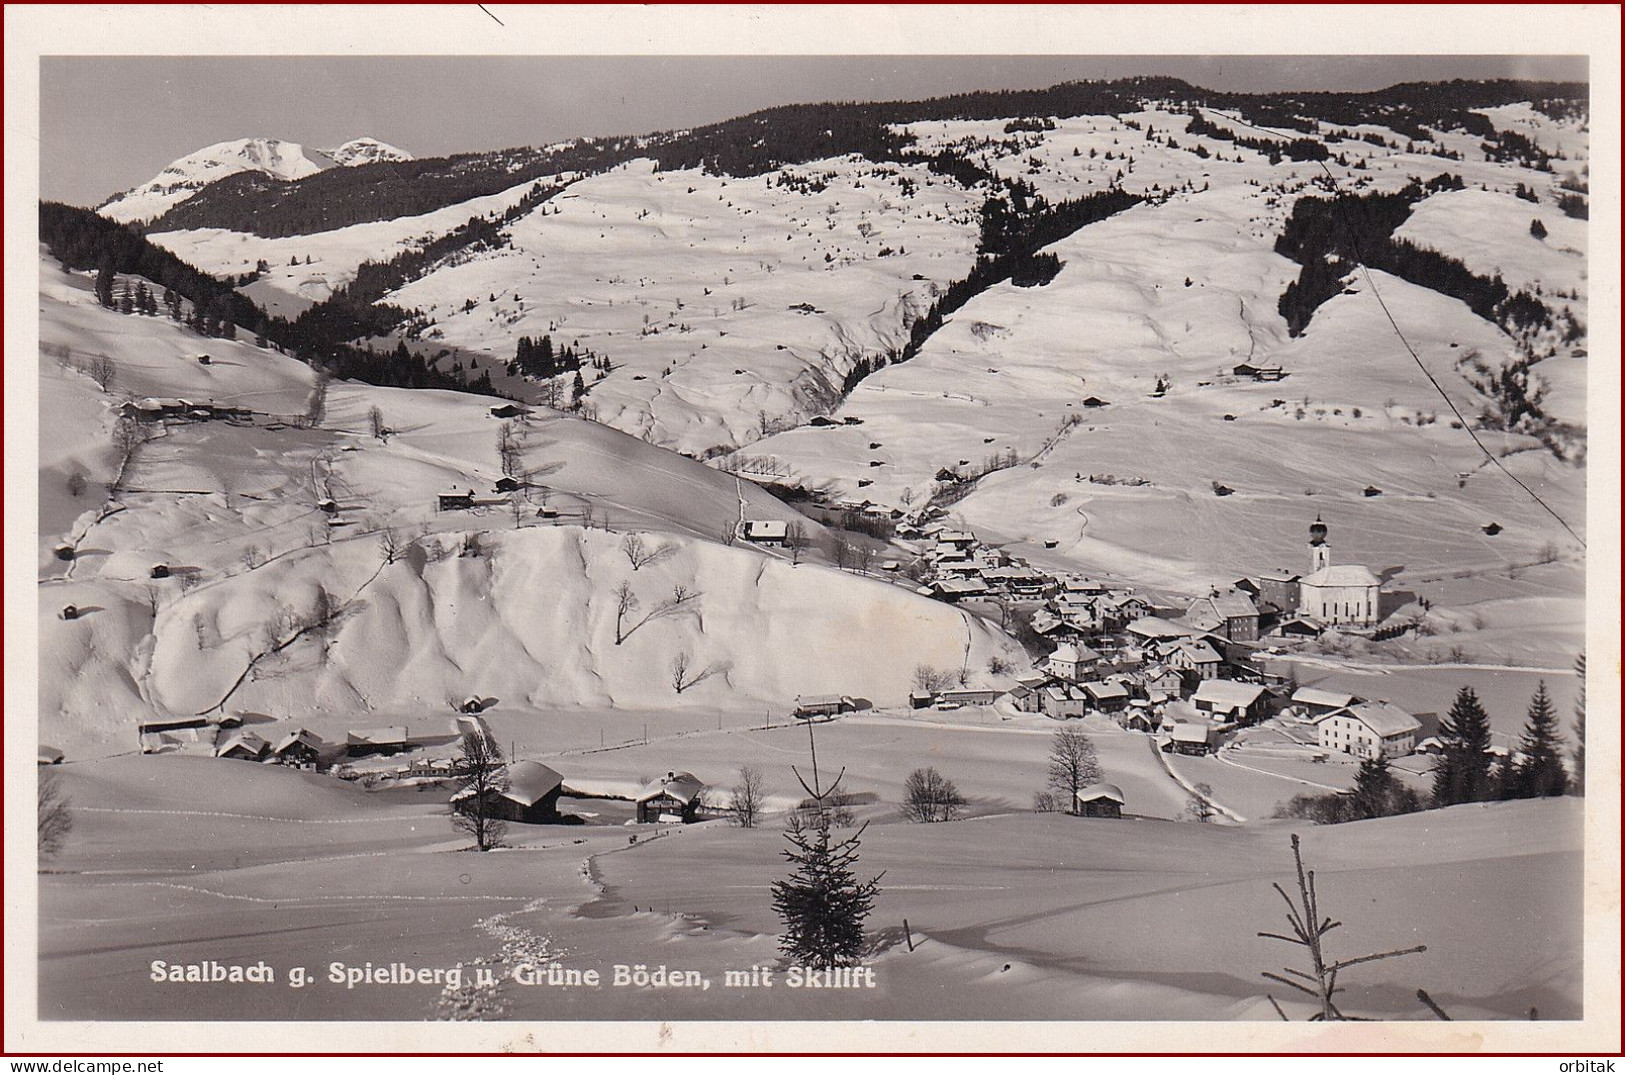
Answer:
[570, 371, 586, 410]
[1514, 680, 1568, 798]
[118, 281, 134, 315]
[770, 812, 881, 969]
[1432, 686, 1494, 807]
[1571, 652, 1586, 794]
[1349, 755, 1418, 819]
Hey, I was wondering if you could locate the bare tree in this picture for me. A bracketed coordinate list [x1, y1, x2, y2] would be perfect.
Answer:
[613, 580, 639, 645]
[1046, 728, 1101, 815]
[1184, 782, 1218, 822]
[241, 544, 266, 570]
[495, 421, 520, 476]
[1032, 790, 1062, 813]
[730, 766, 765, 828]
[831, 536, 854, 571]
[38, 771, 73, 860]
[86, 354, 117, 392]
[1261, 834, 1428, 1021]
[304, 369, 331, 428]
[853, 542, 876, 575]
[621, 532, 664, 570]
[378, 527, 406, 565]
[912, 664, 957, 693]
[902, 766, 967, 823]
[672, 652, 727, 693]
[719, 522, 739, 547]
[449, 733, 508, 852]
[785, 522, 808, 565]
[367, 405, 387, 440]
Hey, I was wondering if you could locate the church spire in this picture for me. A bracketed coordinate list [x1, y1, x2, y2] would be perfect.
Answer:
[1309, 516, 1331, 573]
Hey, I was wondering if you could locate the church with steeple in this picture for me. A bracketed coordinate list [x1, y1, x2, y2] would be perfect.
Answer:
[1297, 516, 1382, 627]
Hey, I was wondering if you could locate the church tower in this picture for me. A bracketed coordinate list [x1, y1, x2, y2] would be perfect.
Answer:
[1308, 515, 1331, 574]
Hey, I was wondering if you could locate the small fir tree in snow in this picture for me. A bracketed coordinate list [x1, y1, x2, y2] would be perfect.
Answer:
[1431, 687, 1495, 807]
[1513, 680, 1568, 798]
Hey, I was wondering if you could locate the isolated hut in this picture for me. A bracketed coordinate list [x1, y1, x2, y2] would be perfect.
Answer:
[635, 771, 707, 824]
[1074, 783, 1125, 819]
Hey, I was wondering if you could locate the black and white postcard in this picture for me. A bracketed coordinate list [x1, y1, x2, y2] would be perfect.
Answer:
[6, 4, 1618, 1056]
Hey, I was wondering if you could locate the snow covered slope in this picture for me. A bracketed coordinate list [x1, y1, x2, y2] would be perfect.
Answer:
[96, 136, 409, 224]
[37, 252, 1022, 753]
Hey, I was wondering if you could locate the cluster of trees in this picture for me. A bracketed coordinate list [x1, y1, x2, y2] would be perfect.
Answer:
[898, 186, 1142, 365]
[509, 334, 603, 380]
[1273, 176, 1554, 338]
[1180, 108, 1329, 163]
[41, 200, 501, 398]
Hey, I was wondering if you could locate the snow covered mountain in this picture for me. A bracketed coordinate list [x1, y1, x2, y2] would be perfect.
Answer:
[321, 136, 414, 167]
[96, 135, 411, 224]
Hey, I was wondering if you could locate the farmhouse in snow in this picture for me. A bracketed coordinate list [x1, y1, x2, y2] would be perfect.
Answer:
[635, 771, 707, 823]
[1074, 783, 1125, 819]
[741, 520, 788, 545]
[1317, 701, 1421, 760]
[453, 760, 565, 824]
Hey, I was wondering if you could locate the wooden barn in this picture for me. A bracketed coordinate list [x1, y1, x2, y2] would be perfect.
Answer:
[453, 761, 566, 824]
[1164, 722, 1215, 756]
[270, 728, 324, 766]
[1074, 783, 1125, 818]
[215, 731, 269, 761]
[635, 771, 707, 824]
[794, 694, 853, 718]
[346, 726, 410, 757]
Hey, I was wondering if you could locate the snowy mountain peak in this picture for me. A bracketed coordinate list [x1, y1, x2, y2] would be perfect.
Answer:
[323, 137, 413, 167]
[97, 137, 329, 225]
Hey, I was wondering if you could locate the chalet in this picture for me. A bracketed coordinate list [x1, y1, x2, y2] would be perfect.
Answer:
[1192, 680, 1269, 724]
[438, 489, 477, 512]
[1318, 701, 1420, 760]
[1006, 684, 1041, 713]
[1063, 576, 1108, 596]
[794, 695, 853, 718]
[1082, 680, 1130, 712]
[1363, 485, 1383, 498]
[454, 760, 565, 824]
[1138, 664, 1186, 700]
[937, 531, 977, 548]
[150, 563, 171, 579]
[1046, 642, 1101, 683]
[346, 726, 410, 757]
[215, 731, 269, 761]
[1028, 610, 1076, 640]
[930, 578, 988, 601]
[38, 745, 64, 765]
[196, 354, 212, 365]
[270, 728, 324, 766]
[1185, 591, 1261, 642]
[741, 520, 788, 545]
[1119, 705, 1158, 732]
[493, 476, 522, 493]
[1040, 684, 1088, 720]
[1166, 640, 1222, 680]
[1081, 396, 1110, 408]
[1075, 783, 1125, 818]
[60, 604, 79, 621]
[1482, 522, 1503, 536]
[939, 687, 999, 707]
[1232, 362, 1286, 382]
[909, 691, 936, 710]
[1272, 616, 1323, 639]
[1164, 722, 1215, 756]
[489, 403, 526, 419]
[1290, 687, 1357, 719]
[1126, 617, 1197, 645]
[808, 415, 840, 427]
[1414, 736, 1446, 756]
[317, 498, 339, 515]
[636, 771, 707, 823]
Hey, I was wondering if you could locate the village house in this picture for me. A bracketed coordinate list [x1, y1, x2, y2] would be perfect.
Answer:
[1006, 683, 1041, 713]
[1165, 639, 1223, 680]
[909, 690, 936, 710]
[215, 731, 269, 761]
[1289, 686, 1358, 720]
[1074, 783, 1126, 819]
[1046, 642, 1101, 683]
[930, 578, 989, 601]
[1298, 518, 1383, 628]
[346, 726, 411, 757]
[1191, 679, 1270, 724]
[1236, 571, 1303, 619]
[635, 771, 707, 823]
[438, 489, 477, 512]
[1185, 590, 1261, 642]
[741, 520, 789, 545]
[1163, 722, 1216, 756]
[454, 760, 566, 824]
[794, 694, 853, 718]
[270, 728, 324, 766]
[1137, 663, 1186, 701]
[938, 687, 999, 708]
[138, 714, 216, 754]
[1040, 683, 1088, 720]
[1232, 362, 1286, 382]
[488, 403, 526, 419]
[1317, 701, 1421, 760]
[1082, 680, 1131, 713]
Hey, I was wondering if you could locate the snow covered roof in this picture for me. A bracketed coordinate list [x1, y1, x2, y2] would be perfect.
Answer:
[501, 761, 565, 806]
[1193, 680, 1266, 710]
[1333, 700, 1422, 738]
[272, 728, 323, 754]
[1291, 686, 1357, 709]
[347, 726, 408, 745]
[38, 745, 64, 764]
[1168, 723, 1213, 744]
[1174, 640, 1221, 663]
[1083, 681, 1129, 701]
[1301, 564, 1381, 588]
[742, 520, 788, 540]
[216, 731, 268, 757]
[1075, 783, 1125, 804]
[1049, 643, 1097, 664]
[636, 771, 705, 805]
[1127, 616, 1195, 639]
